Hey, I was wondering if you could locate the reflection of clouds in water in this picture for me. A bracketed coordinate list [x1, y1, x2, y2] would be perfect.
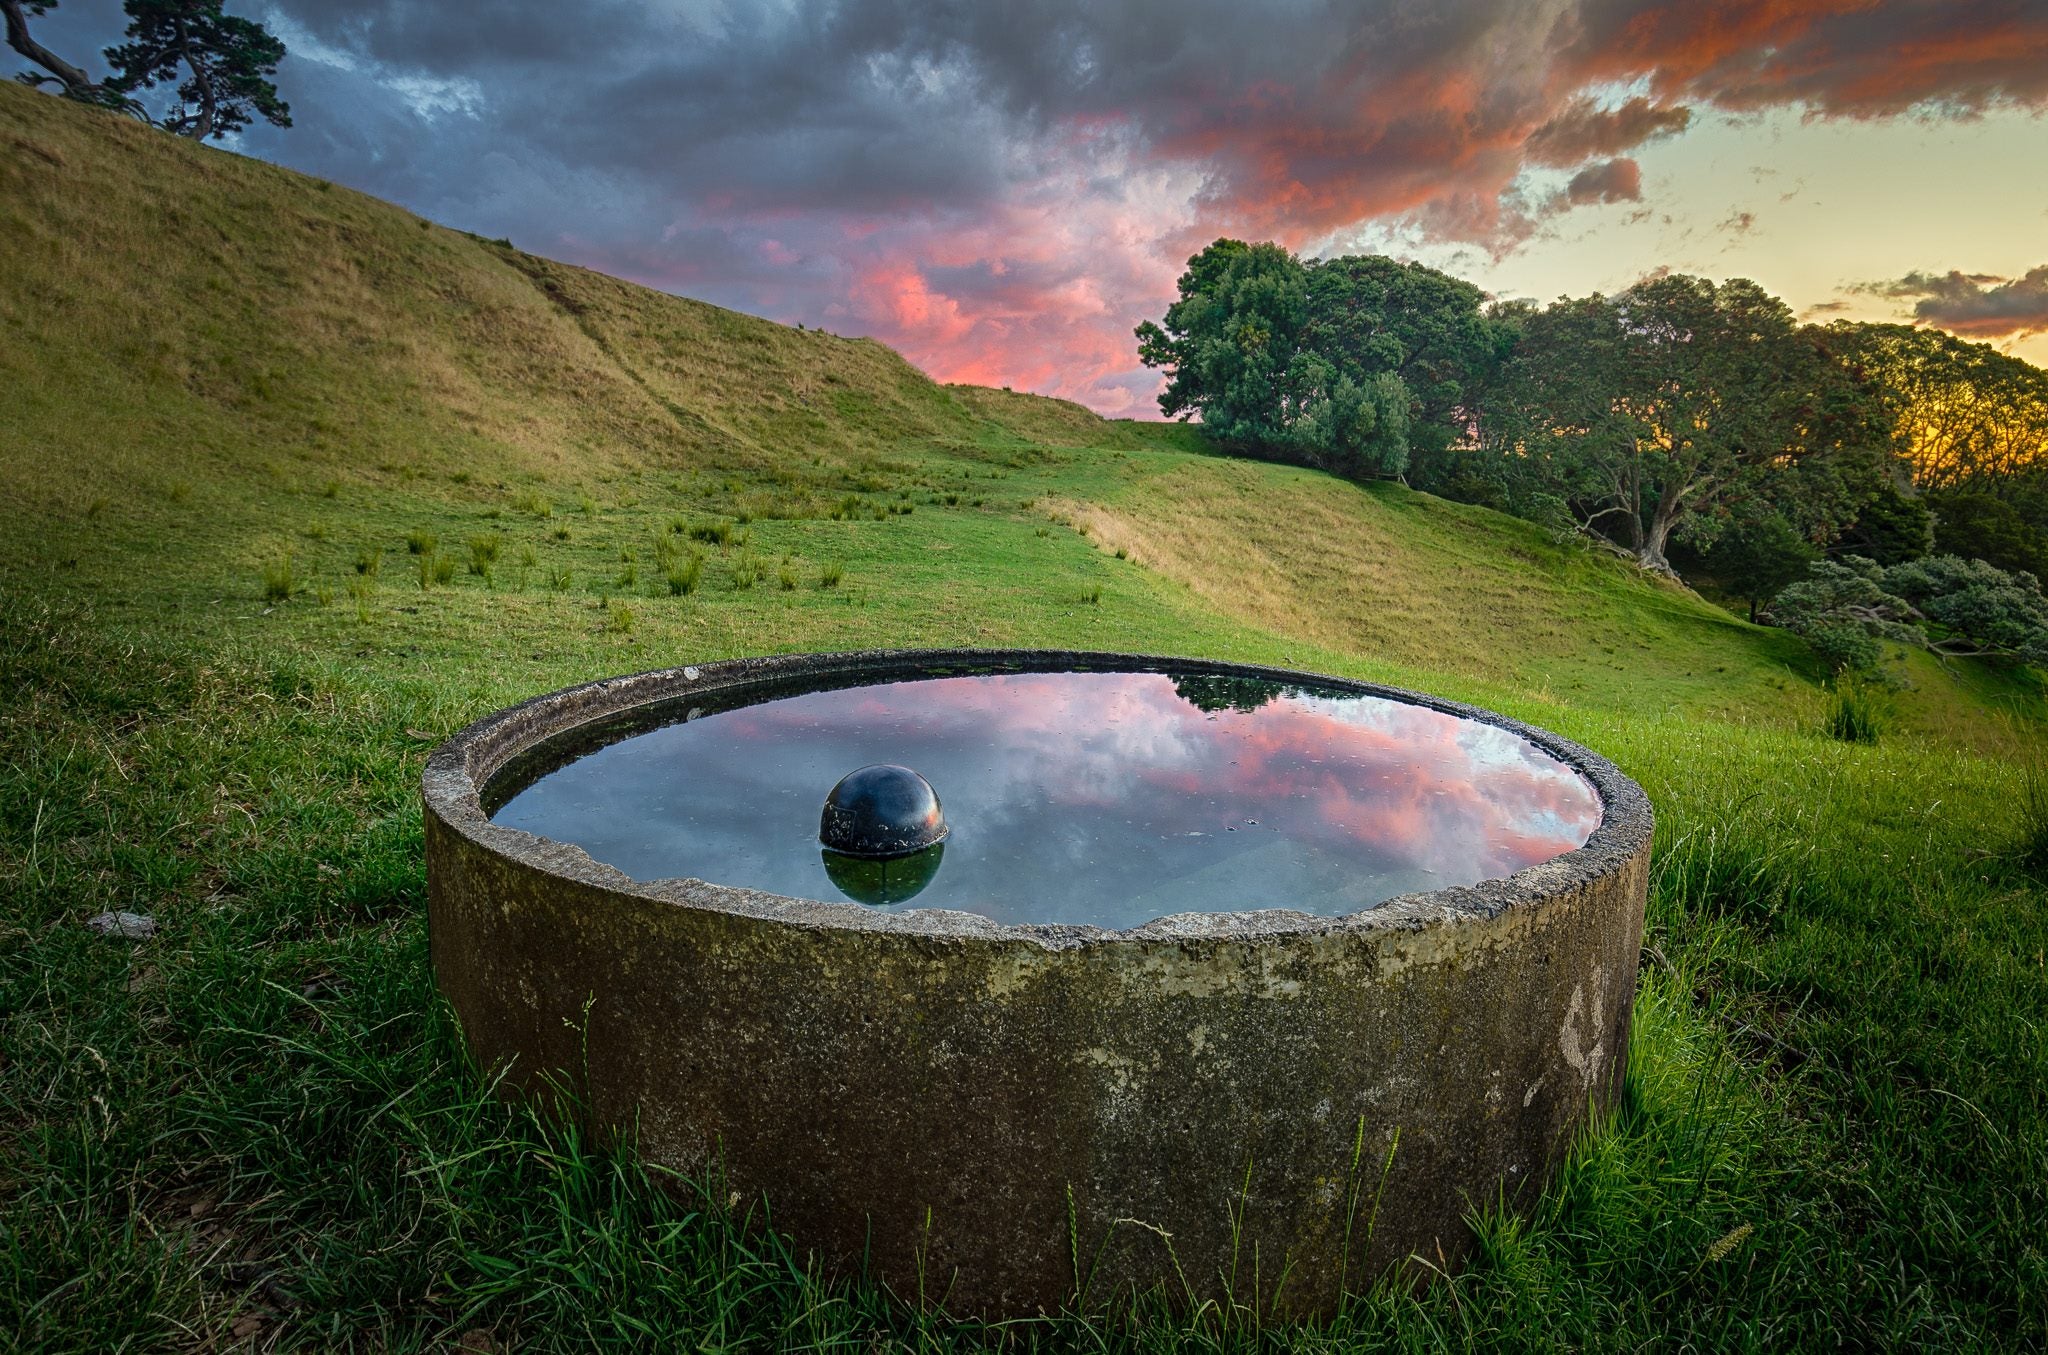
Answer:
[724, 675, 1215, 844]
[494, 672, 1599, 926]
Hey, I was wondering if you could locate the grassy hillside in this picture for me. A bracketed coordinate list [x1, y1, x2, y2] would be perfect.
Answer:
[1059, 458, 2030, 742]
[2, 83, 2044, 1351]
[5, 79, 2018, 741]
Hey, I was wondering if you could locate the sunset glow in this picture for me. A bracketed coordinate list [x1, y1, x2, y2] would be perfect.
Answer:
[31, 1, 2048, 412]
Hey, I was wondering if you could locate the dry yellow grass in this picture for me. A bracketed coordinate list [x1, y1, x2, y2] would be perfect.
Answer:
[1054, 457, 1827, 718]
[945, 384, 1162, 448]
[1061, 461, 1620, 666]
[0, 83, 1033, 519]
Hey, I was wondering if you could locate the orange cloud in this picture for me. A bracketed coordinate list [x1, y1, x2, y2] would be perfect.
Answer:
[1526, 96, 1694, 165]
[553, 2, 2048, 414]
[1566, 158, 1644, 204]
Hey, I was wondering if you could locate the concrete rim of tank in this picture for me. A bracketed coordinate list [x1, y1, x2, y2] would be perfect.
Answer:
[422, 648, 1654, 949]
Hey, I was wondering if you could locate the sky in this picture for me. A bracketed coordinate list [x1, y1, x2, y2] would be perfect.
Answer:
[24, 0, 2048, 416]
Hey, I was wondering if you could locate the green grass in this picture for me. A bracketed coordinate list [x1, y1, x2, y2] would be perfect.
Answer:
[6, 606, 2041, 1349]
[260, 554, 298, 603]
[1823, 678, 1888, 744]
[1, 81, 2045, 1350]
[466, 532, 502, 577]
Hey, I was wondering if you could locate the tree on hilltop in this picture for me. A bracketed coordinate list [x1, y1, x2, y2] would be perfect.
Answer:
[4, 0, 288, 140]
[1298, 253, 1499, 467]
[1136, 240, 1309, 450]
[1136, 242, 1500, 480]
[1826, 322, 2048, 498]
[104, 0, 288, 140]
[4, 0, 129, 109]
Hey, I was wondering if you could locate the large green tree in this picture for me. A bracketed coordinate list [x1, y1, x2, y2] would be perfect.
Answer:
[1136, 239, 1308, 449]
[1502, 275, 1889, 573]
[1136, 243, 1499, 480]
[1928, 491, 2048, 578]
[1833, 479, 1933, 566]
[4, 0, 287, 139]
[1296, 254, 1499, 466]
[1703, 502, 1818, 623]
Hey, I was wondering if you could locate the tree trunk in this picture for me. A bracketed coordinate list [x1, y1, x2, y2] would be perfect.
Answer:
[1635, 512, 1678, 576]
[175, 19, 214, 139]
[3, 0, 97, 98]
[1635, 468, 1693, 577]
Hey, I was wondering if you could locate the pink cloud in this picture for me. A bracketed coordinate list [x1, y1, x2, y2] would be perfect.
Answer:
[553, 3, 2048, 415]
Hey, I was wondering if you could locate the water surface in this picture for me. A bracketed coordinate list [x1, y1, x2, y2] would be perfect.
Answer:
[490, 670, 1599, 928]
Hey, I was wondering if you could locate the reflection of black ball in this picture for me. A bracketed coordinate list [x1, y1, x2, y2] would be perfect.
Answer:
[821, 841, 946, 906]
[819, 764, 948, 858]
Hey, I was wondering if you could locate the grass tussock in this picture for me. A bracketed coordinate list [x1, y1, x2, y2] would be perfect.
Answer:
[2010, 731, 2048, 873]
[345, 573, 375, 621]
[665, 556, 702, 597]
[467, 533, 502, 577]
[653, 534, 704, 597]
[1823, 678, 1888, 744]
[259, 555, 297, 602]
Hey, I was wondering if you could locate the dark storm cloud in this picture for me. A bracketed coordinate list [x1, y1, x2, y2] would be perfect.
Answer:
[1873, 267, 2048, 339]
[223, 0, 2047, 265]
[14, 0, 2048, 411]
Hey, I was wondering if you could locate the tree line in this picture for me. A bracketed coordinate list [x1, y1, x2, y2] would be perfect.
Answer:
[6, 0, 288, 140]
[1136, 239, 2048, 671]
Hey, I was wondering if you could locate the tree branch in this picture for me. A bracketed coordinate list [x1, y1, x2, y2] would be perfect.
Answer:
[4, 0, 94, 96]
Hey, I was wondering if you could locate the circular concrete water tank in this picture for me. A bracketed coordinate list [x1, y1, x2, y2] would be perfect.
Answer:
[423, 649, 1652, 1317]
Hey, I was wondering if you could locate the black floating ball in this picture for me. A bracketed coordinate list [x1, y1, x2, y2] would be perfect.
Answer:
[819, 764, 948, 859]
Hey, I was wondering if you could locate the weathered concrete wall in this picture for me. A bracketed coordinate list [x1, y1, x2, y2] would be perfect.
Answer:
[424, 650, 1652, 1317]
